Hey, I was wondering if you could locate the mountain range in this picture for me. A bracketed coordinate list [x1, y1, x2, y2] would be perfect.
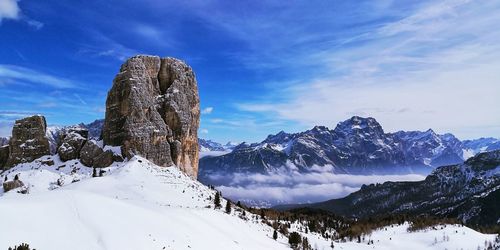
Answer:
[199, 116, 500, 181]
[276, 149, 500, 227]
[199, 138, 237, 152]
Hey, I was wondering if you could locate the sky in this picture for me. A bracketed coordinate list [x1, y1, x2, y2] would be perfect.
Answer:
[0, 0, 499, 143]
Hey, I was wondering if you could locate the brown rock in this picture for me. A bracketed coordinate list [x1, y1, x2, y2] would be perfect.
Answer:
[94, 150, 114, 168]
[79, 140, 104, 167]
[0, 145, 9, 170]
[2, 179, 25, 193]
[6, 115, 50, 167]
[102, 55, 200, 177]
[41, 159, 55, 166]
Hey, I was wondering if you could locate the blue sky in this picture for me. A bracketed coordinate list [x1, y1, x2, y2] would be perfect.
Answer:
[1, 0, 499, 143]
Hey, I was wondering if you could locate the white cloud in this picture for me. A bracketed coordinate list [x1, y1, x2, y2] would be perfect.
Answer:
[0, 0, 43, 29]
[26, 18, 43, 29]
[209, 169, 425, 206]
[0, 0, 20, 22]
[201, 107, 213, 114]
[236, 1, 500, 139]
[0, 65, 78, 88]
[200, 129, 208, 134]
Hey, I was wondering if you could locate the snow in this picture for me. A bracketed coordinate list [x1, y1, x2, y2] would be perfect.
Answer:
[294, 222, 497, 250]
[0, 156, 289, 250]
[103, 144, 122, 156]
[462, 148, 475, 159]
[0, 156, 497, 250]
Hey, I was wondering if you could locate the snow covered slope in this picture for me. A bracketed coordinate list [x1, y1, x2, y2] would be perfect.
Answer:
[0, 157, 289, 250]
[297, 222, 497, 250]
[1, 156, 497, 250]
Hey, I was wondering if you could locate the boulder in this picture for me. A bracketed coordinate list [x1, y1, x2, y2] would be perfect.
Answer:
[2, 179, 25, 193]
[80, 141, 117, 168]
[102, 55, 200, 178]
[94, 150, 114, 168]
[6, 115, 50, 167]
[79, 140, 104, 167]
[57, 131, 87, 162]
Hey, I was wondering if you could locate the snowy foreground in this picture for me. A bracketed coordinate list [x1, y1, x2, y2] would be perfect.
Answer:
[0, 156, 497, 250]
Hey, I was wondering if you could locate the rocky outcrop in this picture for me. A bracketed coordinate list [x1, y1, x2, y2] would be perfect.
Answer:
[6, 115, 50, 167]
[80, 140, 103, 167]
[93, 150, 114, 168]
[102, 55, 200, 178]
[0, 145, 9, 170]
[2, 179, 25, 193]
[57, 128, 88, 161]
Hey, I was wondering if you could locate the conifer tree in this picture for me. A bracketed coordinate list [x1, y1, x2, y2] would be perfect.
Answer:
[273, 230, 278, 240]
[302, 237, 310, 250]
[225, 200, 231, 214]
[214, 191, 221, 209]
[14, 174, 19, 181]
[92, 167, 97, 177]
[288, 232, 302, 248]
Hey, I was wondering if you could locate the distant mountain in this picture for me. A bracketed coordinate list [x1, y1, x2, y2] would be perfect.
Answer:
[79, 119, 104, 139]
[276, 150, 500, 227]
[199, 138, 225, 151]
[200, 116, 498, 179]
[45, 119, 104, 154]
[463, 137, 500, 155]
[0, 137, 8, 147]
[198, 139, 237, 159]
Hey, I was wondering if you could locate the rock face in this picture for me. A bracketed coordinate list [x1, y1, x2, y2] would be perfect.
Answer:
[0, 146, 9, 170]
[102, 55, 200, 178]
[6, 115, 50, 167]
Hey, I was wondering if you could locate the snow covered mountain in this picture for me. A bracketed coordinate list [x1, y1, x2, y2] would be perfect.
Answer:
[277, 150, 500, 227]
[0, 156, 290, 250]
[0, 137, 8, 146]
[463, 137, 500, 155]
[198, 139, 236, 159]
[199, 138, 226, 151]
[44, 119, 105, 154]
[0, 155, 496, 250]
[1, 155, 497, 250]
[199, 116, 499, 179]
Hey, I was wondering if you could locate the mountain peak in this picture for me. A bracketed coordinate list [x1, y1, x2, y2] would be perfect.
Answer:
[334, 116, 384, 135]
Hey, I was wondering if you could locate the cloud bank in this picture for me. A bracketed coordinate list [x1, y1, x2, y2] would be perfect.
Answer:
[207, 166, 425, 207]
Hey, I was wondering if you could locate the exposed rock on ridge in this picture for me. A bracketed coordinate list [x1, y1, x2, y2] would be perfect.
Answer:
[102, 55, 200, 178]
[6, 115, 50, 167]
